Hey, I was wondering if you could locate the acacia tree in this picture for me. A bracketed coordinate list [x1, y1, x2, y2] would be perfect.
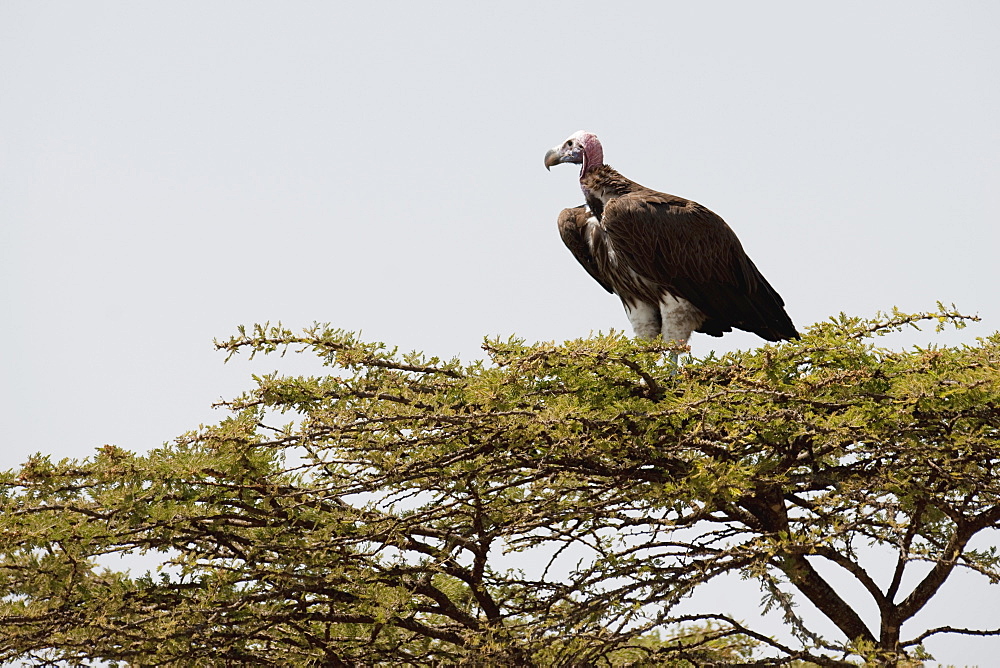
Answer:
[1, 308, 998, 666]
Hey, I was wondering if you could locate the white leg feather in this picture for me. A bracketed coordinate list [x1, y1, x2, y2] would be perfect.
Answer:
[624, 301, 662, 339]
[659, 296, 704, 345]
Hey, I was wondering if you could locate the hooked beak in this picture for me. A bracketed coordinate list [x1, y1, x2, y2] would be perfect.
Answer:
[544, 142, 583, 171]
[544, 147, 561, 171]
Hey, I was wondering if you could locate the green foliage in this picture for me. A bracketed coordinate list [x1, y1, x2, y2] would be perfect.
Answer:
[1, 307, 998, 666]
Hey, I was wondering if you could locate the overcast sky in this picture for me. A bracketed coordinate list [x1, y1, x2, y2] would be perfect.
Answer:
[2, 2, 998, 664]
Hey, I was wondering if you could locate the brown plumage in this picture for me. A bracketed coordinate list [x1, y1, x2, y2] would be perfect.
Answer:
[545, 131, 798, 344]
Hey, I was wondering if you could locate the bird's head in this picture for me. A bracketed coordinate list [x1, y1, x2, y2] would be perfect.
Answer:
[544, 130, 603, 176]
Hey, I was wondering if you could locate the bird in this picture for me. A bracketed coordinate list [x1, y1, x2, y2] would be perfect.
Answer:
[545, 130, 799, 349]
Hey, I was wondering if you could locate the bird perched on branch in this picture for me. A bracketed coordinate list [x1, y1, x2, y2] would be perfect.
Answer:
[545, 131, 798, 348]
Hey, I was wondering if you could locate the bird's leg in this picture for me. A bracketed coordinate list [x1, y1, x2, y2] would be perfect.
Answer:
[624, 301, 662, 339]
[662, 337, 689, 377]
[666, 345, 692, 376]
[658, 297, 701, 377]
[659, 298, 701, 345]
[623, 301, 690, 375]
[667, 350, 680, 376]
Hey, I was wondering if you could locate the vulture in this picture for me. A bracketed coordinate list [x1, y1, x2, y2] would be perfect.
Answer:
[545, 130, 798, 346]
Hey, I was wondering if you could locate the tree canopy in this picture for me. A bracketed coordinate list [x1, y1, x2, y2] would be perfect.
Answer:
[1, 307, 998, 666]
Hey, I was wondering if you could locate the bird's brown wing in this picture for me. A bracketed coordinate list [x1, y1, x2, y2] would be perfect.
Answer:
[602, 191, 798, 341]
[557, 206, 614, 294]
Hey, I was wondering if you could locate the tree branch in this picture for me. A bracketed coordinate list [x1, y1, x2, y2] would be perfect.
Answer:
[904, 624, 1000, 647]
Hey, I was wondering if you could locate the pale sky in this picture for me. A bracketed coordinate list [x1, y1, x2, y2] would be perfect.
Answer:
[2, 2, 999, 664]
